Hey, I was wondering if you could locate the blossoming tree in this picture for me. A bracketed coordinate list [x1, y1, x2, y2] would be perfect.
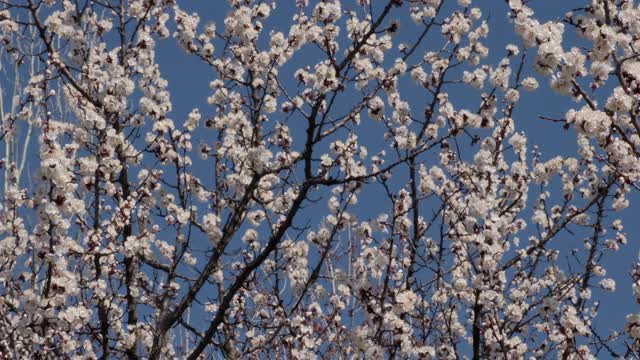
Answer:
[1, 0, 640, 358]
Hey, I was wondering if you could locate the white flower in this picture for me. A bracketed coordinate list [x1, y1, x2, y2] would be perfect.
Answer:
[489, 59, 511, 89]
[396, 290, 418, 312]
[506, 43, 520, 56]
[203, 213, 222, 244]
[626, 314, 640, 339]
[368, 96, 385, 120]
[605, 87, 633, 113]
[599, 278, 616, 292]
[566, 107, 611, 137]
[521, 77, 538, 91]
[242, 229, 258, 244]
[463, 68, 487, 88]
